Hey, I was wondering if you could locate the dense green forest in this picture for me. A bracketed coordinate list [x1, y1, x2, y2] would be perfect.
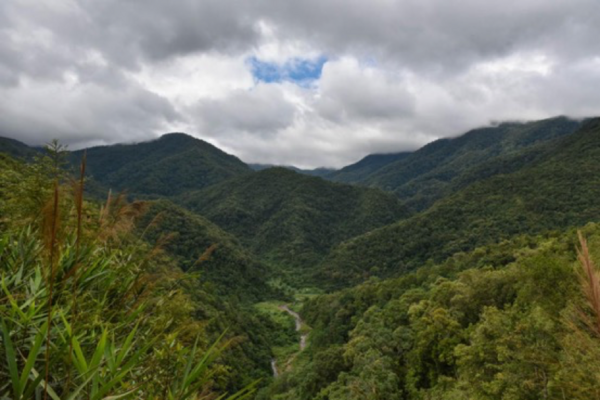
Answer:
[326, 152, 411, 184]
[70, 133, 252, 197]
[319, 118, 600, 288]
[137, 199, 279, 302]
[2, 115, 600, 399]
[249, 164, 335, 178]
[179, 168, 409, 279]
[261, 225, 600, 399]
[326, 116, 581, 211]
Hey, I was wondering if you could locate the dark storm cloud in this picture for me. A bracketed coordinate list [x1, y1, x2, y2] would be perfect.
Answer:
[260, 0, 600, 72]
[1, 0, 259, 70]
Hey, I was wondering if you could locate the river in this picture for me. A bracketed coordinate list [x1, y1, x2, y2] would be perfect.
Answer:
[271, 304, 308, 377]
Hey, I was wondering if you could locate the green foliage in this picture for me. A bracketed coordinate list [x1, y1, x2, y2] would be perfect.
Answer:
[179, 167, 409, 283]
[0, 224, 253, 399]
[0, 136, 40, 160]
[254, 302, 299, 363]
[329, 116, 581, 211]
[70, 133, 252, 197]
[137, 199, 279, 302]
[320, 118, 600, 288]
[266, 225, 600, 399]
[0, 142, 70, 230]
[0, 151, 258, 399]
[326, 152, 410, 184]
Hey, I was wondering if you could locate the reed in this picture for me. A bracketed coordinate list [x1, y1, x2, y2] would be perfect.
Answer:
[42, 181, 60, 400]
[576, 231, 600, 337]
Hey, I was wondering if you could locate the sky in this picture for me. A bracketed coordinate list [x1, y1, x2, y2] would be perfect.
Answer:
[1, 0, 599, 168]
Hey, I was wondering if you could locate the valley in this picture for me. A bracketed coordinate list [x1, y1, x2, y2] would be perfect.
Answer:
[2, 115, 600, 399]
[3, 2, 599, 399]
[268, 304, 310, 378]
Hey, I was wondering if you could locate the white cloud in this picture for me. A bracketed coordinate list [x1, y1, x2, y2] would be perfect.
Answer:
[1, 0, 600, 167]
[194, 83, 297, 137]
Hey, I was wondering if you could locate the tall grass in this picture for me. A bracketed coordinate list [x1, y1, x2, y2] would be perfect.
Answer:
[0, 150, 257, 399]
[555, 232, 600, 399]
[576, 231, 600, 336]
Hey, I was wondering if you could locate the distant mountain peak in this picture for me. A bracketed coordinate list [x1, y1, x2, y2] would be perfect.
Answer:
[157, 132, 206, 145]
[159, 132, 194, 139]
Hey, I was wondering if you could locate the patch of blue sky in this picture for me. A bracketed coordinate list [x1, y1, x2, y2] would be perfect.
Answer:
[247, 55, 328, 87]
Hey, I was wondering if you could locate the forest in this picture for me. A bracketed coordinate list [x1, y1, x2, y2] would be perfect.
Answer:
[1, 116, 600, 399]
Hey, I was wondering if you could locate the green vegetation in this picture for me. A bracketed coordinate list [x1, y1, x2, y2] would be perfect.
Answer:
[319, 118, 600, 288]
[263, 225, 600, 399]
[0, 148, 257, 398]
[0, 137, 40, 160]
[326, 152, 410, 184]
[180, 167, 409, 280]
[329, 116, 581, 211]
[254, 302, 299, 364]
[3, 115, 600, 399]
[249, 164, 335, 178]
[70, 133, 252, 197]
[137, 199, 279, 302]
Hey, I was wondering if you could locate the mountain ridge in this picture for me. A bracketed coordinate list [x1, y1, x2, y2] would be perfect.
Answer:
[70, 132, 253, 197]
[178, 167, 410, 281]
[317, 117, 600, 288]
[324, 116, 582, 211]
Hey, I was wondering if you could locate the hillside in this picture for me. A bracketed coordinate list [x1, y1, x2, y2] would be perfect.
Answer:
[138, 200, 278, 302]
[318, 117, 600, 288]
[249, 163, 335, 177]
[72, 133, 252, 196]
[260, 224, 600, 399]
[326, 151, 410, 183]
[0, 136, 40, 159]
[179, 168, 410, 277]
[332, 117, 581, 210]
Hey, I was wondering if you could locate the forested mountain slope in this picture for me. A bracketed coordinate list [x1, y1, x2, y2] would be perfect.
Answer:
[0, 136, 40, 159]
[318, 118, 600, 288]
[138, 200, 279, 301]
[260, 224, 600, 399]
[179, 167, 410, 274]
[331, 116, 581, 210]
[326, 152, 410, 184]
[71, 133, 252, 196]
[249, 163, 335, 177]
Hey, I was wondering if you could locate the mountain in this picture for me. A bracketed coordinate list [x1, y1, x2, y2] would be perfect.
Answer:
[326, 151, 411, 183]
[138, 199, 278, 301]
[178, 167, 410, 279]
[318, 117, 600, 288]
[249, 163, 336, 177]
[263, 224, 600, 400]
[331, 116, 581, 210]
[72, 133, 252, 197]
[0, 136, 40, 159]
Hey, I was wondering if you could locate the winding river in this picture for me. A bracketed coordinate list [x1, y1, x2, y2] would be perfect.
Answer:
[271, 304, 308, 377]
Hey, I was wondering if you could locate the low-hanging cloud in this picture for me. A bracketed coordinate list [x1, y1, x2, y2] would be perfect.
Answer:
[0, 0, 599, 167]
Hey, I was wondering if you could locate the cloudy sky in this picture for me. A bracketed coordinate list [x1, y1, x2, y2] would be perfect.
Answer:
[1, 0, 599, 167]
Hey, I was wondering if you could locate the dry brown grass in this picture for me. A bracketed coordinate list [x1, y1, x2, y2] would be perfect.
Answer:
[98, 190, 147, 243]
[576, 231, 600, 337]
